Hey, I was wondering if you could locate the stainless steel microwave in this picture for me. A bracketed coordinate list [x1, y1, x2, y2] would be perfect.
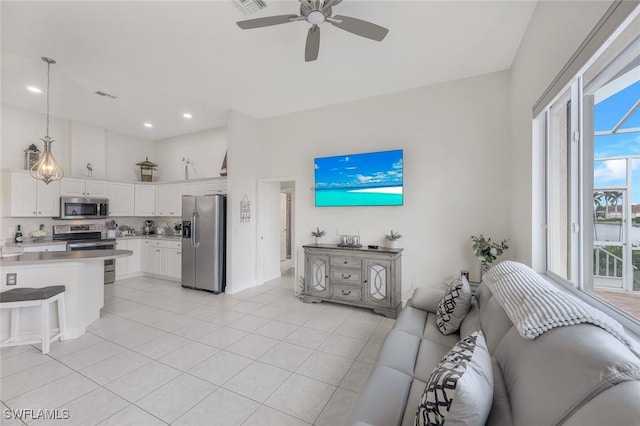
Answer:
[59, 197, 109, 219]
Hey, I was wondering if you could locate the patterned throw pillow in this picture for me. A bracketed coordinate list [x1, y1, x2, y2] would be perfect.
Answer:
[415, 331, 493, 426]
[436, 276, 472, 335]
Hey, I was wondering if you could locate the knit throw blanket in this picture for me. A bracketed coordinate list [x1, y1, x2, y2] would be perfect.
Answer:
[483, 261, 637, 352]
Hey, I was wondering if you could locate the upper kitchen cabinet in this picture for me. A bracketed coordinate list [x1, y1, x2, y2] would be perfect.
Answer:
[192, 178, 227, 196]
[2, 170, 60, 217]
[108, 182, 135, 216]
[155, 183, 183, 217]
[60, 178, 108, 198]
[135, 184, 155, 216]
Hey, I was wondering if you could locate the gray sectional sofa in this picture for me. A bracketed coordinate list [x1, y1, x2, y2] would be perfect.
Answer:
[348, 262, 640, 425]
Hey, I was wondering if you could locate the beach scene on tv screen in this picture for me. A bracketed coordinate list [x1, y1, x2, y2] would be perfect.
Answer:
[315, 149, 403, 207]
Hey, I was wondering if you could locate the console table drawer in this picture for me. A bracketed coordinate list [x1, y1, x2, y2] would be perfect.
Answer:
[331, 269, 362, 284]
[332, 285, 362, 302]
[330, 257, 362, 269]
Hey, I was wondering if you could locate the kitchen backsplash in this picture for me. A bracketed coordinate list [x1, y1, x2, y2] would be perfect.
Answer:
[2, 216, 185, 242]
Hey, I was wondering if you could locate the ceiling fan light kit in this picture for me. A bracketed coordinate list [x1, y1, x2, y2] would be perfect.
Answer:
[236, 0, 388, 62]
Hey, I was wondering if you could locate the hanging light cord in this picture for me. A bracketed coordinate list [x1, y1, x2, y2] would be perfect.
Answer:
[45, 59, 51, 138]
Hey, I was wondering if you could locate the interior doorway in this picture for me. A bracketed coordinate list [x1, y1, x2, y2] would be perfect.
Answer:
[257, 178, 296, 284]
[280, 184, 294, 272]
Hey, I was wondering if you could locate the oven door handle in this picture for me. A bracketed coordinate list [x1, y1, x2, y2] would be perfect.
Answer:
[67, 242, 115, 249]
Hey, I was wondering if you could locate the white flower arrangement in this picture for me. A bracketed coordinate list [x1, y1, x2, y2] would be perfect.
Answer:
[30, 229, 46, 241]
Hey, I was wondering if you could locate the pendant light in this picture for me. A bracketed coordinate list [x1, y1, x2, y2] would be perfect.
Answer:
[31, 56, 64, 184]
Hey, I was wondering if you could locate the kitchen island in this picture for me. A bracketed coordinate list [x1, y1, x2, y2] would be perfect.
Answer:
[1, 249, 132, 341]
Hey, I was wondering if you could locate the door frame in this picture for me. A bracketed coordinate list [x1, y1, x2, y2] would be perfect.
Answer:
[256, 177, 298, 286]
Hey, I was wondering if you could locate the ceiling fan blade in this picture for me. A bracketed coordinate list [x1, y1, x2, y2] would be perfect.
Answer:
[305, 25, 320, 62]
[237, 14, 298, 29]
[330, 15, 389, 41]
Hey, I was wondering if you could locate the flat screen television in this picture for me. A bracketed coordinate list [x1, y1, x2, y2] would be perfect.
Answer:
[314, 149, 403, 207]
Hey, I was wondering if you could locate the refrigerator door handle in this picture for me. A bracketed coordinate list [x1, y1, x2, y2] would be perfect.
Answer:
[191, 212, 197, 248]
[193, 212, 200, 248]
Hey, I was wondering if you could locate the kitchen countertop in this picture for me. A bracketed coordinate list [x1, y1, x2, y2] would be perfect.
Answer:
[0, 249, 132, 265]
[5, 239, 67, 248]
[117, 234, 181, 241]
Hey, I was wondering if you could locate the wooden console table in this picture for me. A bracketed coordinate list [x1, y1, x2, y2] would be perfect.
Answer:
[302, 244, 402, 318]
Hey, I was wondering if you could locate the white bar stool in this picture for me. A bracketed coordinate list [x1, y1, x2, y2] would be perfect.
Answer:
[0, 286, 67, 354]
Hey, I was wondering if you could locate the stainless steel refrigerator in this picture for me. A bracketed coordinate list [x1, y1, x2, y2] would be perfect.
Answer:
[181, 195, 226, 293]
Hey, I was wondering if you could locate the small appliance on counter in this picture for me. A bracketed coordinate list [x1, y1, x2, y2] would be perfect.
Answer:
[143, 220, 154, 235]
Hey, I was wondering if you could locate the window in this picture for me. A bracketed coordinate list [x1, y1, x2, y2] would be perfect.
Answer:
[542, 6, 640, 324]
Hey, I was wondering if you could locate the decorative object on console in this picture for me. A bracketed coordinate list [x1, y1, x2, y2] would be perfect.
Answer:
[310, 227, 326, 245]
[470, 234, 509, 281]
[415, 330, 493, 426]
[86, 163, 93, 177]
[436, 275, 472, 335]
[24, 144, 40, 170]
[30, 57, 64, 185]
[135, 157, 158, 182]
[338, 233, 361, 248]
[385, 229, 402, 249]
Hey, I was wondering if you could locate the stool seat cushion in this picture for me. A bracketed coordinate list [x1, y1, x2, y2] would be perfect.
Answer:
[0, 286, 66, 303]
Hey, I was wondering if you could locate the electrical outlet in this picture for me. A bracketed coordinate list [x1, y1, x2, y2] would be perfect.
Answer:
[6, 273, 17, 286]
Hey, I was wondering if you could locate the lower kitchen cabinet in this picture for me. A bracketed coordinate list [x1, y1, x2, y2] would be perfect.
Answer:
[115, 238, 142, 279]
[142, 238, 181, 281]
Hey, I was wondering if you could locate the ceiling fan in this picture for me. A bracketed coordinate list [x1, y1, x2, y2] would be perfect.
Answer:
[236, 0, 389, 62]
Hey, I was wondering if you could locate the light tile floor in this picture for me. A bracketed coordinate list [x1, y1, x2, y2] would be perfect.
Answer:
[1, 269, 393, 425]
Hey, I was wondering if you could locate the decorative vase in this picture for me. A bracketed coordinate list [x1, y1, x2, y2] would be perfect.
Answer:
[480, 261, 491, 281]
[388, 240, 398, 249]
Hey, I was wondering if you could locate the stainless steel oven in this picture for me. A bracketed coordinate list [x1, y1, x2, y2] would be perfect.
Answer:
[67, 240, 116, 284]
[53, 224, 116, 284]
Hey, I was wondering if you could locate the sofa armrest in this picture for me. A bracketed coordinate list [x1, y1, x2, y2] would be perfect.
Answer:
[408, 285, 448, 313]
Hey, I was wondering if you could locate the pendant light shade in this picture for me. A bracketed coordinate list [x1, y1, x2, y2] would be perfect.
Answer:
[31, 57, 64, 184]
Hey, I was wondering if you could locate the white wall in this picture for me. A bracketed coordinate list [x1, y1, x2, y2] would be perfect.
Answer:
[509, 1, 614, 270]
[153, 127, 227, 182]
[229, 71, 512, 295]
[70, 120, 106, 178]
[1, 104, 70, 172]
[105, 132, 155, 182]
[1, 103, 157, 183]
[226, 110, 261, 293]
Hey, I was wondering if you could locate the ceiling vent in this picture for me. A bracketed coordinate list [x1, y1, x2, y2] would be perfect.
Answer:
[94, 90, 117, 99]
[233, 0, 267, 16]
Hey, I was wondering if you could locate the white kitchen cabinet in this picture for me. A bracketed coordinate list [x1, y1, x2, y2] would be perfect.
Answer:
[108, 182, 135, 216]
[85, 180, 109, 197]
[3, 171, 60, 217]
[155, 184, 182, 217]
[22, 243, 67, 253]
[60, 178, 108, 198]
[192, 178, 227, 196]
[127, 238, 142, 274]
[135, 184, 155, 216]
[141, 238, 181, 281]
[116, 238, 143, 279]
[115, 240, 127, 279]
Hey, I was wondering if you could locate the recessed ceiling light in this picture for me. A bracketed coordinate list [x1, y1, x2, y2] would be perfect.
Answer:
[144, 123, 153, 128]
[183, 113, 192, 119]
[27, 86, 42, 93]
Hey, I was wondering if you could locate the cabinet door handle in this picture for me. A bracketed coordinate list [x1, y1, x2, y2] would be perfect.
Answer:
[364, 280, 368, 283]
[341, 274, 351, 279]
[155, 249, 161, 252]
[341, 290, 351, 296]
[344, 261, 348, 264]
